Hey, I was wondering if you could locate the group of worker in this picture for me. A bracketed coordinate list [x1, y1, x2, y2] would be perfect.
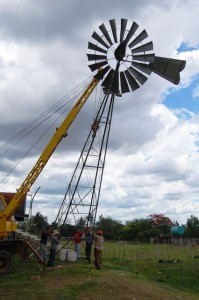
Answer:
[39, 226, 104, 270]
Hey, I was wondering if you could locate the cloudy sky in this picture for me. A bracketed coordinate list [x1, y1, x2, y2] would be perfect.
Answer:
[0, 0, 199, 226]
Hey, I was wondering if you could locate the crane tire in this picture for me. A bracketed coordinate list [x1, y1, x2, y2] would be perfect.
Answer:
[0, 250, 14, 275]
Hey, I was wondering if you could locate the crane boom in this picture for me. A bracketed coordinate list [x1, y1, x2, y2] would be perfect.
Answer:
[0, 75, 99, 236]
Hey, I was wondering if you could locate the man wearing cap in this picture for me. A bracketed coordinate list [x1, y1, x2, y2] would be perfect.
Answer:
[93, 230, 104, 270]
[47, 229, 60, 267]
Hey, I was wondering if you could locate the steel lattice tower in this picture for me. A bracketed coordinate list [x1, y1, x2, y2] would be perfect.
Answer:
[55, 92, 115, 227]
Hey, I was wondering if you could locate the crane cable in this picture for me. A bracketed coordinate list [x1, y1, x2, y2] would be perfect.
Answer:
[0, 75, 93, 157]
[0, 74, 95, 185]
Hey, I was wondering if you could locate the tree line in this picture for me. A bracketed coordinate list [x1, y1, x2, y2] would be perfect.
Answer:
[19, 213, 199, 241]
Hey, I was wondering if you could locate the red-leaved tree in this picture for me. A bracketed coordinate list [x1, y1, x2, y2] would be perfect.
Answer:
[148, 214, 173, 235]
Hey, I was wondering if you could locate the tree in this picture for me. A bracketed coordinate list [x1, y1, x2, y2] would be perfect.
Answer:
[122, 218, 153, 241]
[185, 215, 199, 237]
[30, 212, 49, 233]
[148, 214, 173, 237]
[60, 223, 75, 237]
[75, 217, 87, 229]
[95, 215, 124, 240]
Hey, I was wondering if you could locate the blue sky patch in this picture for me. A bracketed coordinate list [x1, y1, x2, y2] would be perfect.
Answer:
[163, 76, 199, 114]
[177, 42, 198, 53]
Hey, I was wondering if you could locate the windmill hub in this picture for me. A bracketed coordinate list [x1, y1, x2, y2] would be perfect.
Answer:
[114, 41, 126, 62]
[107, 43, 131, 71]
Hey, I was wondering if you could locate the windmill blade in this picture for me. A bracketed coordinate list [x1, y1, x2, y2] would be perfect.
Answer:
[120, 18, 128, 42]
[99, 23, 113, 46]
[131, 41, 153, 53]
[129, 30, 148, 48]
[149, 56, 186, 85]
[120, 72, 130, 93]
[92, 31, 109, 49]
[109, 19, 118, 43]
[87, 54, 107, 61]
[88, 60, 108, 72]
[94, 66, 110, 81]
[102, 69, 114, 88]
[102, 69, 121, 94]
[124, 70, 140, 91]
[133, 53, 155, 63]
[128, 66, 148, 85]
[125, 22, 139, 44]
[132, 61, 152, 75]
[111, 70, 120, 94]
[88, 42, 107, 54]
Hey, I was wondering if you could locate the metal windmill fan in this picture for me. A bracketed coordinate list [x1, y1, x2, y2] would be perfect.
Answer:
[55, 18, 186, 229]
[87, 18, 186, 95]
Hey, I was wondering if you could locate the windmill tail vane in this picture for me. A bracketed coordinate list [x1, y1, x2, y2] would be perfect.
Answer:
[87, 18, 186, 96]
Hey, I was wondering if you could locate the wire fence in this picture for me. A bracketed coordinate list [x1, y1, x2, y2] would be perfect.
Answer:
[102, 242, 199, 292]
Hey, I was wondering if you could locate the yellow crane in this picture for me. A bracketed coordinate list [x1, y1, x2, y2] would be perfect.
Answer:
[0, 75, 99, 275]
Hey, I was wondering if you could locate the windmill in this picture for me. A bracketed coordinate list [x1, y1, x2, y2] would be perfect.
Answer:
[55, 18, 186, 228]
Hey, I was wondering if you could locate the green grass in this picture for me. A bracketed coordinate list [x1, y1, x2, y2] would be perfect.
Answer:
[1, 242, 199, 299]
[58, 241, 199, 294]
[102, 242, 199, 293]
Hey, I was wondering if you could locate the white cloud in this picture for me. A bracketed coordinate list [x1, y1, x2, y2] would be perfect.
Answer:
[178, 49, 199, 88]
